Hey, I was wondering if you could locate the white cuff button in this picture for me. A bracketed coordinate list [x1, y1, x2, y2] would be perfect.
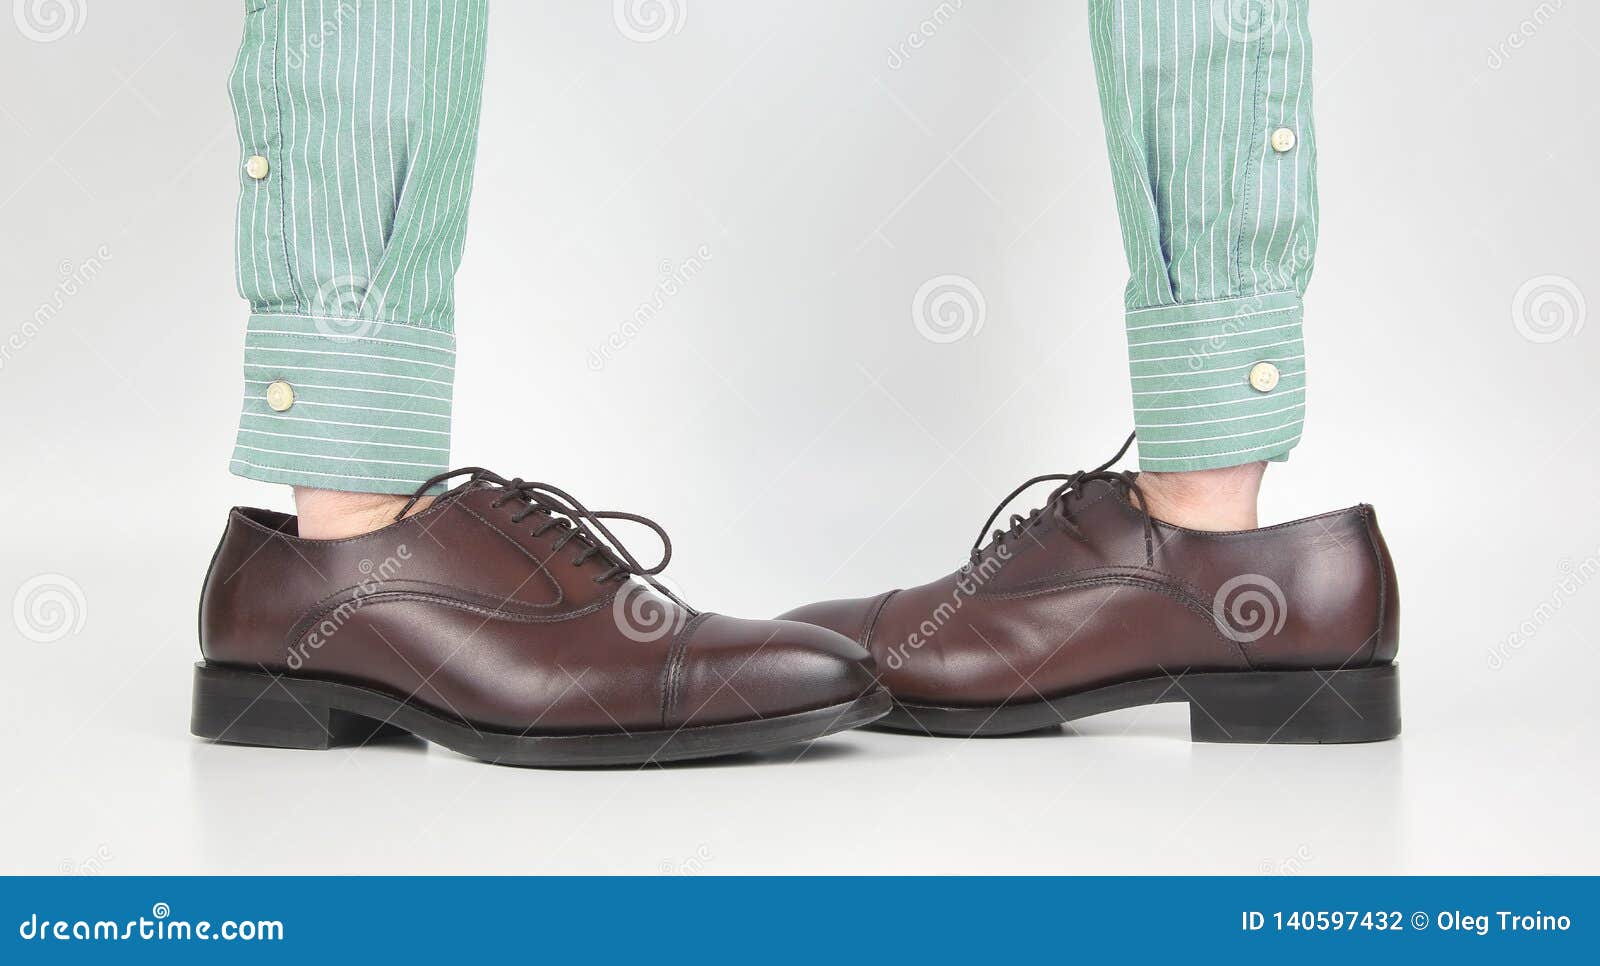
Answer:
[265, 380, 296, 412]
[1248, 362, 1280, 393]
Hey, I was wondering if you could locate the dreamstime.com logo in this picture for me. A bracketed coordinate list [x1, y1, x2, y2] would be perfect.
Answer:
[17, 902, 284, 944]
[611, 576, 691, 644]
[1211, 0, 1285, 43]
[312, 274, 378, 341]
[13, 0, 86, 43]
[1511, 274, 1586, 344]
[614, 0, 684, 43]
[12, 573, 87, 644]
[911, 273, 986, 344]
[1211, 573, 1287, 644]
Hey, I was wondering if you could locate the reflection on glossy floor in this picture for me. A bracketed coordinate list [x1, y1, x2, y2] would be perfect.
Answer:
[4, 621, 1591, 873]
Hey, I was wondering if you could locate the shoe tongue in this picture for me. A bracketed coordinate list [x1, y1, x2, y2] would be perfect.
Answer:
[1072, 476, 1121, 500]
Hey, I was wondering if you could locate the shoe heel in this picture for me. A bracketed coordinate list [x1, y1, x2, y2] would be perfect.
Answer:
[191, 663, 403, 750]
[1184, 664, 1400, 744]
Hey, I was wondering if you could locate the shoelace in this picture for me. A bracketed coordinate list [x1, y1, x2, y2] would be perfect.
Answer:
[965, 431, 1154, 570]
[397, 468, 695, 614]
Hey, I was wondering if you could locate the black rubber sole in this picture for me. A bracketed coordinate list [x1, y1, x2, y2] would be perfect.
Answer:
[190, 662, 892, 767]
[874, 664, 1401, 743]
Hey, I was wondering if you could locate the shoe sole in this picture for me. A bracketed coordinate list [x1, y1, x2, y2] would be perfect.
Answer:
[874, 664, 1401, 743]
[190, 662, 892, 768]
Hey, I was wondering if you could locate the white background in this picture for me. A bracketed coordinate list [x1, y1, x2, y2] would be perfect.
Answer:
[1, 0, 1596, 873]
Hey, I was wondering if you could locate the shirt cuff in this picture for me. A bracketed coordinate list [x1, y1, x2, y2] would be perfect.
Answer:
[228, 314, 455, 495]
[1126, 291, 1306, 472]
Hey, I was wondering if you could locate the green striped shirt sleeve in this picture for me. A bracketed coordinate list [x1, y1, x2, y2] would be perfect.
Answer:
[227, 0, 487, 494]
[1090, 0, 1317, 471]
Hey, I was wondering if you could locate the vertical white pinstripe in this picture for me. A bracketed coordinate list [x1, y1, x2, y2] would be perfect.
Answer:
[360, 0, 383, 316]
[398, 0, 411, 213]
[1281, 7, 1311, 285]
[1091, 14, 1132, 308]
[1152, 0, 1163, 268]
[228, 25, 249, 302]
[1226, 25, 1251, 295]
[321, 3, 340, 294]
[1121, 0, 1160, 305]
[254, 22, 283, 303]
[436, 4, 485, 315]
[1178, 2, 1194, 297]
[1212, 13, 1230, 299]
[1194, 7, 1212, 296]
[382, 0, 396, 220]
[372, 3, 419, 321]
[325, 0, 356, 296]
[348, 1, 373, 292]
[417, 5, 462, 319]
[404, 0, 440, 322]
[240, 36, 259, 302]
[281, 1, 303, 310]
[1246, 19, 1278, 290]
[383, 0, 398, 224]
[425, 5, 473, 318]
[381, 0, 432, 322]
[298, 1, 322, 305]
[1257, 14, 1292, 289]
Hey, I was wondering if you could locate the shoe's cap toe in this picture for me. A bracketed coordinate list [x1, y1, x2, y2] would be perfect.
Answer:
[669, 615, 877, 728]
[776, 591, 895, 649]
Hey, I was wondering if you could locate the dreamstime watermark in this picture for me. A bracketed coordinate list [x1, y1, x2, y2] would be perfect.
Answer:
[0, 245, 112, 374]
[59, 845, 113, 877]
[1511, 274, 1585, 344]
[1169, 231, 1313, 375]
[614, 0, 684, 43]
[882, 544, 1012, 671]
[911, 273, 986, 344]
[586, 245, 712, 370]
[12, 573, 87, 644]
[658, 844, 712, 875]
[1211, 0, 1284, 43]
[311, 274, 378, 340]
[285, 547, 411, 670]
[13, 0, 86, 43]
[1486, 0, 1566, 70]
[1259, 845, 1312, 875]
[284, 0, 356, 70]
[1211, 573, 1287, 645]
[1489, 549, 1599, 670]
[611, 576, 691, 644]
[885, 0, 964, 70]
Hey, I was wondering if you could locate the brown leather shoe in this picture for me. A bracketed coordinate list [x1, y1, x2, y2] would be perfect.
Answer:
[194, 469, 889, 767]
[779, 438, 1400, 743]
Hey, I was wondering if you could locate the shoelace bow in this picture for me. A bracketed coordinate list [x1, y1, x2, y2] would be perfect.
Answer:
[965, 431, 1154, 571]
[397, 468, 695, 614]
